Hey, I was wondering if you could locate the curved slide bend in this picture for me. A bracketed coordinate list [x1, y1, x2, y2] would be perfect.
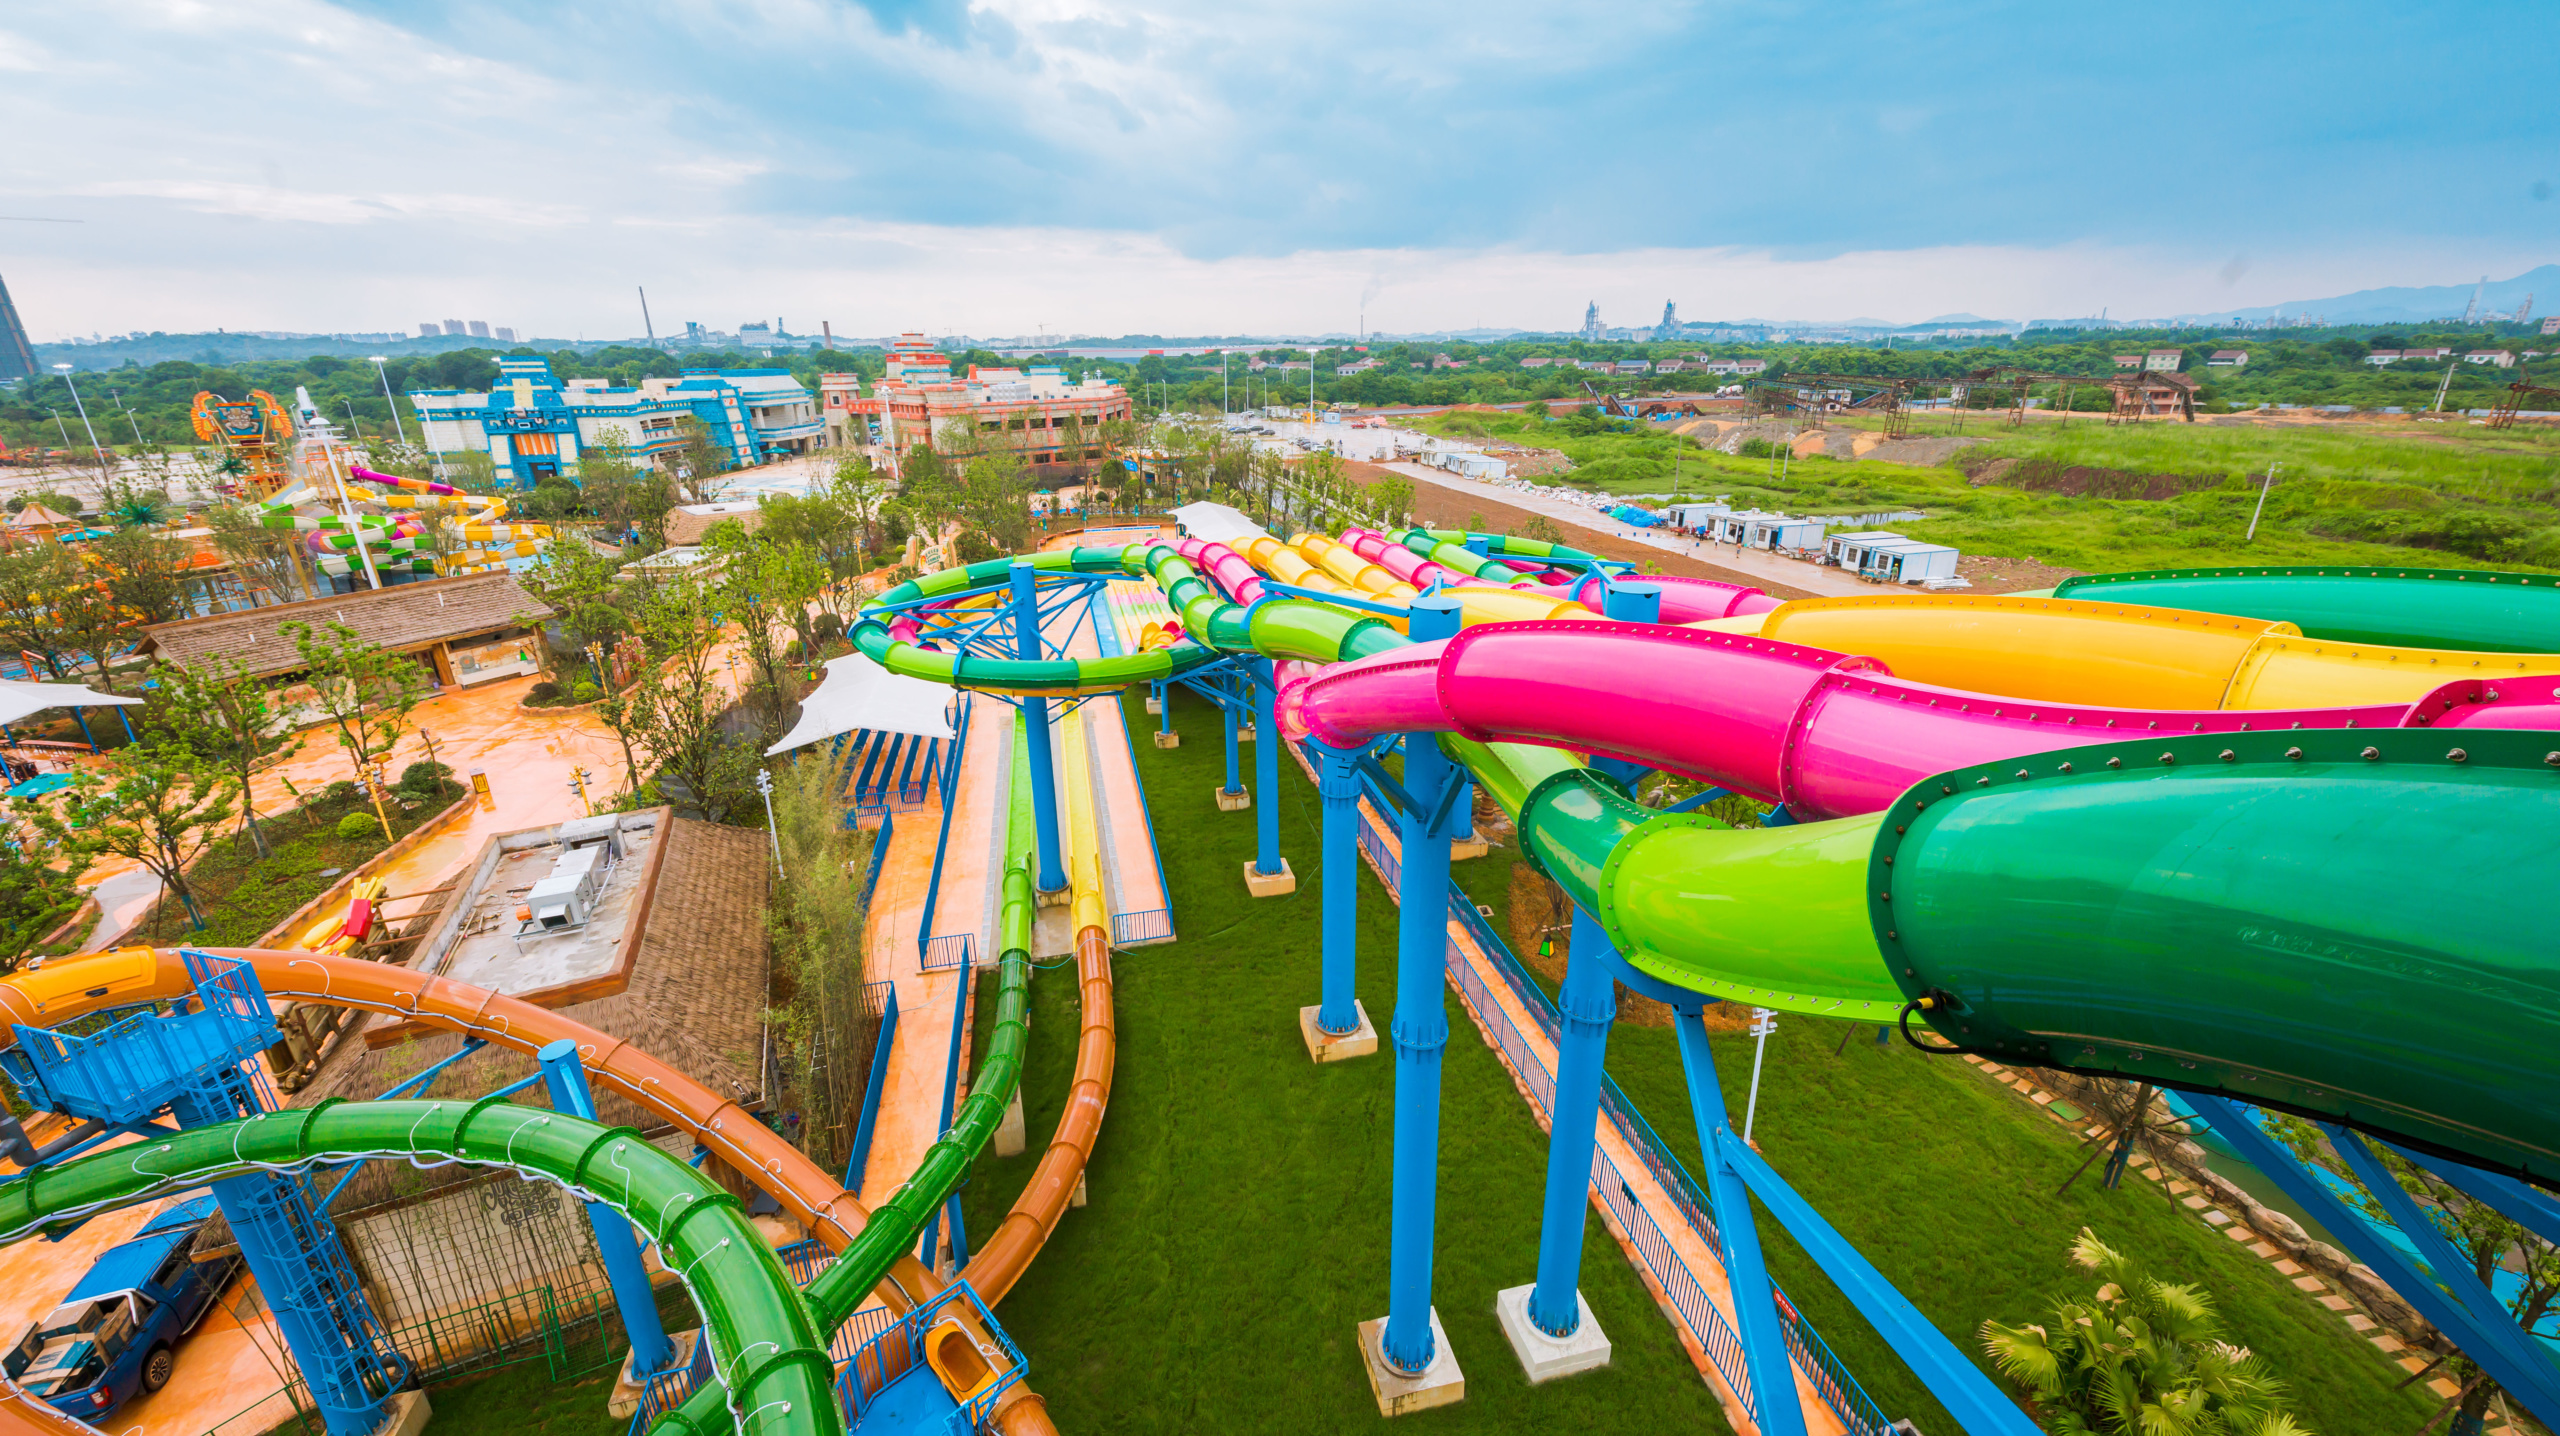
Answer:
[857, 537, 2560, 1179]
[0, 1096, 838, 1436]
[0, 945, 1058, 1436]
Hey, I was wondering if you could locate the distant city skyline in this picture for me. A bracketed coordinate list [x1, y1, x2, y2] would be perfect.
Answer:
[1, 2, 2550, 344]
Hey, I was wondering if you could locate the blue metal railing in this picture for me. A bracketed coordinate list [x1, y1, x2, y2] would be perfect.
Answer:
[845, 982, 899, 1191]
[914, 696, 972, 963]
[921, 934, 976, 971]
[862, 810, 895, 909]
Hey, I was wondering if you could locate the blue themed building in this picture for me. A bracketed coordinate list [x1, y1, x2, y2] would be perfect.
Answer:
[410, 357, 821, 487]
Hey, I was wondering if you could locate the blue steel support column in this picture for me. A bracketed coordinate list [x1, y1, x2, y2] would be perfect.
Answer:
[1220, 679, 1244, 796]
[1315, 741, 1362, 1033]
[1526, 905, 1619, 1336]
[1009, 562, 1066, 893]
[538, 1039, 674, 1375]
[1154, 678, 1173, 736]
[1671, 1000, 1810, 1436]
[1252, 657, 1282, 875]
[1381, 595, 1466, 1374]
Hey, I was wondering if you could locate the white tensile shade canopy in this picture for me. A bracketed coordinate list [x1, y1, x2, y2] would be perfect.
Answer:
[765, 652, 957, 756]
[1167, 501, 1269, 547]
[0, 680, 144, 727]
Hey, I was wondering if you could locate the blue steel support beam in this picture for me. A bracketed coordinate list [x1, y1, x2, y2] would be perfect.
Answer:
[1668, 1002, 1807, 1436]
[1252, 656, 1282, 876]
[2330, 1126, 2552, 1380]
[1381, 595, 1465, 1374]
[1716, 1107, 2040, 1434]
[2391, 1144, 2560, 1252]
[1526, 904, 1618, 1336]
[538, 1039, 674, 1375]
[1154, 679, 1173, 736]
[1315, 740, 1362, 1034]
[2188, 1095, 2560, 1424]
[1010, 563, 1067, 893]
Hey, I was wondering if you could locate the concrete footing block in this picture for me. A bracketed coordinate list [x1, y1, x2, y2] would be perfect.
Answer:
[608, 1328, 700, 1418]
[1070, 1172, 1088, 1208]
[1242, 858, 1296, 897]
[1358, 1309, 1464, 1417]
[1494, 1284, 1611, 1383]
[1237, 725, 1257, 743]
[1214, 786, 1251, 812]
[1036, 885, 1072, 909]
[1144, 695, 1163, 714]
[995, 1086, 1026, 1157]
[1451, 836, 1490, 860]
[382, 1388, 435, 1436]
[1153, 731, 1180, 748]
[1299, 1001, 1379, 1063]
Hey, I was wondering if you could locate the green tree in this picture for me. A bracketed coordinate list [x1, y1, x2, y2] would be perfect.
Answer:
[709, 529, 826, 735]
[666, 416, 732, 503]
[148, 653, 304, 860]
[0, 821, 90, 973]
[206, 503, 311, 604]
[281, 619, 428, 840]
[1981, 1227, 2309, 1436]
[0, 544, 98, 683]
[21, 739, 238, 931]
[620, 574, 755, 821]
[88, 523, 195, 627]
[516, 532, 630, 666]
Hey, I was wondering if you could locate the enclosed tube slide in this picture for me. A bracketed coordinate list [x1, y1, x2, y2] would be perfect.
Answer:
[0, 1098, 840, 1436]
[857, 541, 2560, 1190]
[0, 949, 1058, 1436]
[2052, 565, 2560, 655]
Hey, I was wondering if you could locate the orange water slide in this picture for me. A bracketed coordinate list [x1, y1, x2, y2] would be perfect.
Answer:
[0, 948, 1060, 1436]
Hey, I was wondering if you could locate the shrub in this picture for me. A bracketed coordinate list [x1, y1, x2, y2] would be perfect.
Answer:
[571, 680, 601, 703]
[525, 680, 562, 705]
[334, 812, 382, 841]
[398, 760, 453, 794]
[324, 780, 356, 802]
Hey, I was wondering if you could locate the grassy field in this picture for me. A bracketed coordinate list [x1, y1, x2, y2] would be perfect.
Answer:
[123, 776, 466, 947]
[960, 687, 1723, 1435]
[1424, 404, 2560, 575]
[954, 683, 2443, 1434]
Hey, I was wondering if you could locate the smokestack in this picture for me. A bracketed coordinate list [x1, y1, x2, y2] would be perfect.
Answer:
[639, 286, 655, 342]
[822, 321, 835, 350]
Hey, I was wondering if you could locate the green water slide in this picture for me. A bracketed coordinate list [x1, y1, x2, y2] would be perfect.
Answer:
[0, 1097, 841, 1436]
[2052, 564, 2560, 653]
[863, 543, 2560, 1185]
[649, 717, 1041, 1436]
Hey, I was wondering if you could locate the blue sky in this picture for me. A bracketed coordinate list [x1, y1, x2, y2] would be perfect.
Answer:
[3, 0, 2553, 338]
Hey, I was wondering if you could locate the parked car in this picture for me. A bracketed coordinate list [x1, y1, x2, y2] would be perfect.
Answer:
[4, 1196, 241, 1420]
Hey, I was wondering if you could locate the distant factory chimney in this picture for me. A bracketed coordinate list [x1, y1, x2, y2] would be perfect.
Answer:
[0, 274, 32, 383]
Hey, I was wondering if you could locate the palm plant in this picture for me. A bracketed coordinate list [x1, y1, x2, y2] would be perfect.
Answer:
[1982, 1228, 2311, 1435]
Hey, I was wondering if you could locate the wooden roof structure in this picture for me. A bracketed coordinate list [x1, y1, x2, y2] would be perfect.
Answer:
[136, 571, 553, 678]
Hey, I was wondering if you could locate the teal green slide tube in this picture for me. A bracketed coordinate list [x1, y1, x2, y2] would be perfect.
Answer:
[2053, 564, 2560, 653]
[0, 1097, 839, 1436]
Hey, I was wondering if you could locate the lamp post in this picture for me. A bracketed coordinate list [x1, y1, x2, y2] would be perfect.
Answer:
[755, 767, 781, 868]
[1742, 1007, 1777, 1145]
[51, 364, 105, 478]
[110, 390, 144, 448]
[369, 357, 411, 448]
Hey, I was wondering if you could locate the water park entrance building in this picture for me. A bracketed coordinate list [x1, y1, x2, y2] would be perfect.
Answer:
[870, 333, 1133, 484]
[411, 357, 819, 488]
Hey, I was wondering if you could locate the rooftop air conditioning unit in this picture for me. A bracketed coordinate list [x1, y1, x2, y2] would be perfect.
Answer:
[525, 874, 592, 931]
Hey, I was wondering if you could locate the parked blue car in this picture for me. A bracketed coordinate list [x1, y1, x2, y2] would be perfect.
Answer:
[4, 1195, 242, 1420]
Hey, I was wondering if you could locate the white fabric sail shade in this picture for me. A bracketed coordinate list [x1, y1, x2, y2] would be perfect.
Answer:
[765, 653, 957, 756]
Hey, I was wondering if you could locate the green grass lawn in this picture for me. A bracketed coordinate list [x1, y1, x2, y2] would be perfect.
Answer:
[420, 1367, 623, 1435]
[128, 776, 467, 947]
[961, 687, 1724, 1434]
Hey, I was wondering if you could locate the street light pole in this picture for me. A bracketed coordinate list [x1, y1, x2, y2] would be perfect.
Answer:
[51, 365, 106, 480]
[369, 357, 412, 448]
[755, 767, 782, 869]
[1742, 1007, 1777, 1145]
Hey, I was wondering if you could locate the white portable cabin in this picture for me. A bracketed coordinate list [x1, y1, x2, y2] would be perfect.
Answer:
[1864, 539, 1960, 583]
[1708, 509, 1783, 544]
[1742, 515, 1827, 550]
[1662, 502, 1732, 530]
[1823, 531, 1901, 567]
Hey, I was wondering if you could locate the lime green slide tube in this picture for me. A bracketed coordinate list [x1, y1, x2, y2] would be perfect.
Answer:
[2053, 564, 2560, 654]
[0, 1096, 838, 1436]
[1399, 528, 1531, 582]
[653, 721, 1041, 1436]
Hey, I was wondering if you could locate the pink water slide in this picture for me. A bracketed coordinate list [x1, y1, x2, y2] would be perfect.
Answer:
[1277, 619, 2465, 820]
[1336, 528, 1781, 623]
